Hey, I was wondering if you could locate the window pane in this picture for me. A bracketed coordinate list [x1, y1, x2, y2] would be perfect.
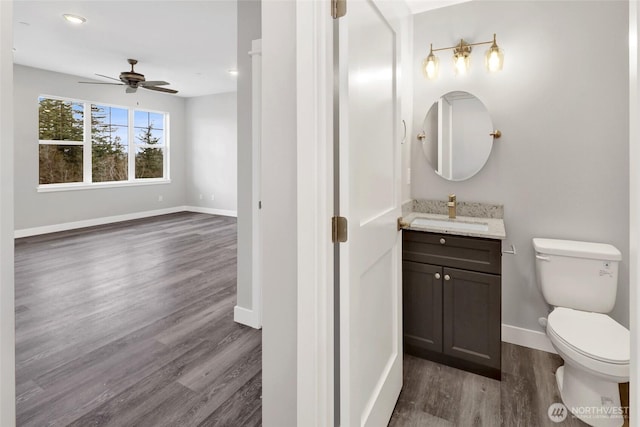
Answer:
[39, 145, 83, 184]
[38, 98, 84, 141]
[134, 110, 164, 130]
[135, 125, 164, 146]
[135, 147, 163, 179]
[110, 107, 128, 126]
[92, 138, 128, 183]
[92, 105, 129, 182]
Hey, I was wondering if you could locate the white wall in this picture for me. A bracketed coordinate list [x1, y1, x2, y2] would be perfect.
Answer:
[0, 2, 15, 425]
[185, 91, 237, 213]
[262, 0, 297, 425]
[237, 0, 261, 312]
[13, 65, 187, 230]
[411, 1, 629, 333]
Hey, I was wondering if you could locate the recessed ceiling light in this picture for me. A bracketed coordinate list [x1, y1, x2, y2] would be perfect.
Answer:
[228, 69, 238, 76]
[63, 14, 86, 24]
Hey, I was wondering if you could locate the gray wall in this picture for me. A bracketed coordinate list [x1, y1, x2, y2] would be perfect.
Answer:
[14, 65, 187, 230]
[262, 0, 297, 424]
[236, 0, 261, 311]
[185, 91, 238, 212]
[411, 1, 629, 330]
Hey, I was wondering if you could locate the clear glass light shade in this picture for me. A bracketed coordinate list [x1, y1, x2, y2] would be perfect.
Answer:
[485, 46, 504, 72]
[423, 54, 439, 80]
[454, 53, 470, 75]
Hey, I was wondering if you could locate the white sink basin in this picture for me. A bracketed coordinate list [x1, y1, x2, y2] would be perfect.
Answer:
[411, 217, 490, 232]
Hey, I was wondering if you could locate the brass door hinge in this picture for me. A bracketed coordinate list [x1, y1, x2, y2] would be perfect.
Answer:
[332, 216, 348, 243]
[332, 0, 346, 19]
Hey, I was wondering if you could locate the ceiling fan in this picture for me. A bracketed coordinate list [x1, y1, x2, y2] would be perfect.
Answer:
[79, 59, 178, 94]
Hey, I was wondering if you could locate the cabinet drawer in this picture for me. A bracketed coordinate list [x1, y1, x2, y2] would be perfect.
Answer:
[403, 230, 501, 275]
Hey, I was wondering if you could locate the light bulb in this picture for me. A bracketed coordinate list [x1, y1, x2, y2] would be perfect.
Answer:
[423, 44, 439, 80]
[488, 50, 500, 71]
[485, 34, 504, 72]
[455, 55, 468, 75]
[426, 60, 437, 79]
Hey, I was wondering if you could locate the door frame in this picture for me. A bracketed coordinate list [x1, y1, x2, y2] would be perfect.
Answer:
[295, 1, 335, 426]
[629, 1, 639, 424]
[0, 1, 15, 425]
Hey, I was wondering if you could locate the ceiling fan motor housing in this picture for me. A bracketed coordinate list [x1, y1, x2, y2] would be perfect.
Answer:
[120, 71, 145, 87]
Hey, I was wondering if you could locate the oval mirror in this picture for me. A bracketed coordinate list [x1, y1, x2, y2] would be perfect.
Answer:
[420, 91, 495, 181]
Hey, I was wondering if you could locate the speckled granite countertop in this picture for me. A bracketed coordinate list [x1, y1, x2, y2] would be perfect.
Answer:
[400, 199, 506, 240]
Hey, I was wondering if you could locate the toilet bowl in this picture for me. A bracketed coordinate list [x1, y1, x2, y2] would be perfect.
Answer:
[533, 238, 629, 427]
[547, 307, 628, 427]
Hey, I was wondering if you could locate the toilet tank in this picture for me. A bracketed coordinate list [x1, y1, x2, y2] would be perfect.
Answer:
[532, 238, 622, 313]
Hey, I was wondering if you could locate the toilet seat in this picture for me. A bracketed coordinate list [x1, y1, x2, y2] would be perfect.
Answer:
[547, 308, 629, 381]
[548, 307, 629, 364]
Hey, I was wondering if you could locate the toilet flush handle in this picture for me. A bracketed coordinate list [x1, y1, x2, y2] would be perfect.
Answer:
[535, 254, 550, 262]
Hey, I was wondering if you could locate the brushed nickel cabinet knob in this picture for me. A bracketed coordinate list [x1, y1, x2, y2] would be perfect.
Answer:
[440, 238, 446, 245]
[444, 274, 451, 281]
[435, 272, 441, 279]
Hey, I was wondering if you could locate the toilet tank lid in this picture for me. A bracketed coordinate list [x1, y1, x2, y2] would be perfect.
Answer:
[533, 238, 622, 261]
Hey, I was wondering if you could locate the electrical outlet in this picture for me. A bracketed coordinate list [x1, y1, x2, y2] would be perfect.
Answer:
[407, 168, 411, 185]
[199, 194, 203, 200]
[211, 194, 215, 201]
[158, 195, 163, 202]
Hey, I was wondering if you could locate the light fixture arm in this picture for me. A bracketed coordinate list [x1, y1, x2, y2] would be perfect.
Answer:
[429, 34, 499, 53]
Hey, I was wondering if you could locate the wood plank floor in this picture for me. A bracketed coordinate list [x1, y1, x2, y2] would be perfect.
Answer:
[391, 343, 630, 427]
[16, 212, 629, 426]
[15, 212, 261, 427]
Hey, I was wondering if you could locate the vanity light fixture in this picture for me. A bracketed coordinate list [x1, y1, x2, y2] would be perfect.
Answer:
[423, 33, 504, 79]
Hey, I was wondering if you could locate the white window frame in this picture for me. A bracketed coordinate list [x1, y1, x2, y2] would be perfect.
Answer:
[37, 94, 171, 192]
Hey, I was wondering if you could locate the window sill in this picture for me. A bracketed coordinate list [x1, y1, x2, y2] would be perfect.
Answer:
[37, 179, 172, 193]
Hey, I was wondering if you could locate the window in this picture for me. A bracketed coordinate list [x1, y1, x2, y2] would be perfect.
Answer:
[38, 98, 84, 184]
[134, 110, 165, 179]
[38, 96, 169, 188]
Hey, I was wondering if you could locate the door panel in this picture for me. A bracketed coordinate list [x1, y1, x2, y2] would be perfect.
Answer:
[402, 261, 443, 353]
[338, 0, 404, 425]
[442, 267, 501, 369]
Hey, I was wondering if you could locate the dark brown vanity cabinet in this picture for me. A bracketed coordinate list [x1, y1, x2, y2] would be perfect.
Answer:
[402, 230, 502, 380]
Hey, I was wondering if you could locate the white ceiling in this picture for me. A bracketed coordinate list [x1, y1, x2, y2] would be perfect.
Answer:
[13, 1, 238, 98]
[406, 0, 472, 15]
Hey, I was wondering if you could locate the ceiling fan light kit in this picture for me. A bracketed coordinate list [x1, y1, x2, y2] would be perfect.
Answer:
[78, 59, 178, 94]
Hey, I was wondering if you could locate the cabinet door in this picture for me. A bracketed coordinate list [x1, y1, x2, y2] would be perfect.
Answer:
[442, 267, 501, 369]
[402, 261, 443, 353]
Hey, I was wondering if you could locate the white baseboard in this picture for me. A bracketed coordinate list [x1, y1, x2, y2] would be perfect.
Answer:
[14, 206, 187, 238]
[234, 305, 261, 329]
[185, 206, 237, 217]
[502, 323, 557, 354]
[14, 205, 239, 238]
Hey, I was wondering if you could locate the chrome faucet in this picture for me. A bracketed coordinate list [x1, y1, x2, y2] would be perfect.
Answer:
[448, 194, 457, 219]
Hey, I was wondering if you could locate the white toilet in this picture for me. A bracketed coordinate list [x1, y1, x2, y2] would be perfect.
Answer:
[533, 238, 629, 427]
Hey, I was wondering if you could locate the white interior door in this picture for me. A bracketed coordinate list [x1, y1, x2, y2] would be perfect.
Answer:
[338, 1, 403, 425]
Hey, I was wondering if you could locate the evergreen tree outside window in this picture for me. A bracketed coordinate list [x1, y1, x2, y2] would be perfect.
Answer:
[134, 110, 165, 179]
[38, 96, 169, 188]
[92, 105, 129, 182]
[38, 98, 84, 184]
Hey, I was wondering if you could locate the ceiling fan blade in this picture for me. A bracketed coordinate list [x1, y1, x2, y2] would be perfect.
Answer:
[95, 73, 122, 82]
[78, 82, 124, 86]
[140, 81, 170, 87]
[141, 86, 178, 94]
[126, 86, 138, 94]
